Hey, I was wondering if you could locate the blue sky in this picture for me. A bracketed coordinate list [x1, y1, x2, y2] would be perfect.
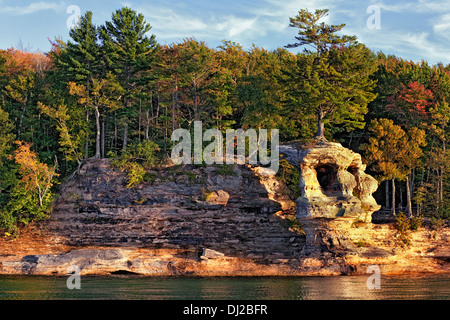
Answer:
[1, 0, 450, 65]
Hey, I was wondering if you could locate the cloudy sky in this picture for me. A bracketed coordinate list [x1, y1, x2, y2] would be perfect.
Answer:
[0, 0, 449, 65]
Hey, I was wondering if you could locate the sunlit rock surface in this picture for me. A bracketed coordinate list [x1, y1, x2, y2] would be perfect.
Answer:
[279, 138, 381, 220]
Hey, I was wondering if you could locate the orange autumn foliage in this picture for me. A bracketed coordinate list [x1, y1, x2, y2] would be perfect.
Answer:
[386, 81, 434, 127]
[9, 141, 58, 207]
[0, 48, 51, 77]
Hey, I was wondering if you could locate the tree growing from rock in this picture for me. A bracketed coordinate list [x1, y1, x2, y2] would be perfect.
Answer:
[285, 9, 377, 139]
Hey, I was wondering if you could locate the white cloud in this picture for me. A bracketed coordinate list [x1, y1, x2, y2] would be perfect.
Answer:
[396, 33, 450, 64]
[432, 13, 450, 40]
[133, 5, 267, 45]
[147, 7, 208, 36]
[376, 0, 450, 13]
[351, 24, 450, 64]
[0, 1, 65, 15]
[122, 0, 450, 64]
[215, 15, 258, 38]
[135, 0, 342, 47]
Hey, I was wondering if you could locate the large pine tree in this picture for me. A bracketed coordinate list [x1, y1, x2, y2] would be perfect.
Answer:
[99, 7, 158, 151]
[56, 11, 103, 158]
[286, 9, 377, 139]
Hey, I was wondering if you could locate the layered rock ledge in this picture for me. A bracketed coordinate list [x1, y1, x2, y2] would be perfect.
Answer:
[0, 158, 449, 276]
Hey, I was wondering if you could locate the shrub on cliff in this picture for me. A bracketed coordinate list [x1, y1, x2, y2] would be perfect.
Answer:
[109, 140, 161, 188]
[276, 159, 301, 200]
[394, 213, 424, 246]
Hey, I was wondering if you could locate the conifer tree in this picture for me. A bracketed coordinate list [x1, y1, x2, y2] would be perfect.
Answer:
[55, 11, 102, 158]
[286, 9, 377, 139]
[99, 7, 158, 151]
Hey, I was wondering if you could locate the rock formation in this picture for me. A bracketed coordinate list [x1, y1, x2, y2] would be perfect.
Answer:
[0, 157, 448, 276]
[279, 138, 380, 220]
[46, 159, 304, 259]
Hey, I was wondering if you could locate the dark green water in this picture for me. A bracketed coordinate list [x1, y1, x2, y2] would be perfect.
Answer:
[0, 275, 449, 300]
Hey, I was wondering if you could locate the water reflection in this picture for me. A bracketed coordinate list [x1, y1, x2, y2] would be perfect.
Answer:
[0, 275, 449, 300]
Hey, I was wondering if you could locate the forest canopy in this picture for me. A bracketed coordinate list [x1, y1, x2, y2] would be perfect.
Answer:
[0, 7, 449, 234]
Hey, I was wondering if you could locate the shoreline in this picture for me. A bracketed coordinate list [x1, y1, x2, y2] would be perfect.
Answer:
[1, 161, 448, 278]
[1, 223, 449, 277]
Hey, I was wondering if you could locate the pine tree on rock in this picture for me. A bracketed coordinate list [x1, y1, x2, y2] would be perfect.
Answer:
[286, 9, 377, 139]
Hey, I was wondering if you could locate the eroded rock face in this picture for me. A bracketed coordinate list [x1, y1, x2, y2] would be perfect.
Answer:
[279, 138, 380, 220]
[47, 159, 304, 259]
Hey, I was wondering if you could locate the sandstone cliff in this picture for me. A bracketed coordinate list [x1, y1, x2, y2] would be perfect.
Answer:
[46, 159, 303, 257]
[0, 158, 448, 276]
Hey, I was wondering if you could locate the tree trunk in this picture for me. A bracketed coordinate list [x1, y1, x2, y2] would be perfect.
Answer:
[315, 108, 326, 139]
[172, 80, 178, 132]
[17, 101, 27, 140]
[123, 67, 131, 151]
[145, 109, 149, 141]
[138, 98, 142, 143]
[94, 105, 101, 158]
[101, 114, 105, 158]
[114, 111, 117, 149]
[418, 168, 424, 216]
[85, 108, 89, 158]
[406, 174, 412, 218]
[392, 178, 396, 216]
[122, 122, 128, 152]
[385, 180, 389, 209]
[316, 120, 325, 138]
[194, 81, 198, 121]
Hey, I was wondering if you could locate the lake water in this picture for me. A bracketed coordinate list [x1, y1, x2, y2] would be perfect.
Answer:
[0, 274, 449, 300]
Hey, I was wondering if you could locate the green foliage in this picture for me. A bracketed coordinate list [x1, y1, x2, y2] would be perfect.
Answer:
[394, 213, 412, 246]
[112, 140, 161, 168]
[0, 142, 57, 233]
[276, 159, 301, 200]
[124, 162, 146, 189]
[354, 239, 371, 247]
[361, 118, 426, 181]
[110, 140, 161, 188]
[200, 187, 215, 201]
[38, 102, 85, 164]
[216, 164, 237, 176]
[0, 209, 17, 235]
[283, 215, 304, 235]
[430, 216, 445, 230]
[0, 6, 450, 237]
[393, 213, 423, 246]
[0, 106, 14, 165]
[409, 215, 424, 231]
[285, 9, 377, 138]
[7, 182, 53, 225]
